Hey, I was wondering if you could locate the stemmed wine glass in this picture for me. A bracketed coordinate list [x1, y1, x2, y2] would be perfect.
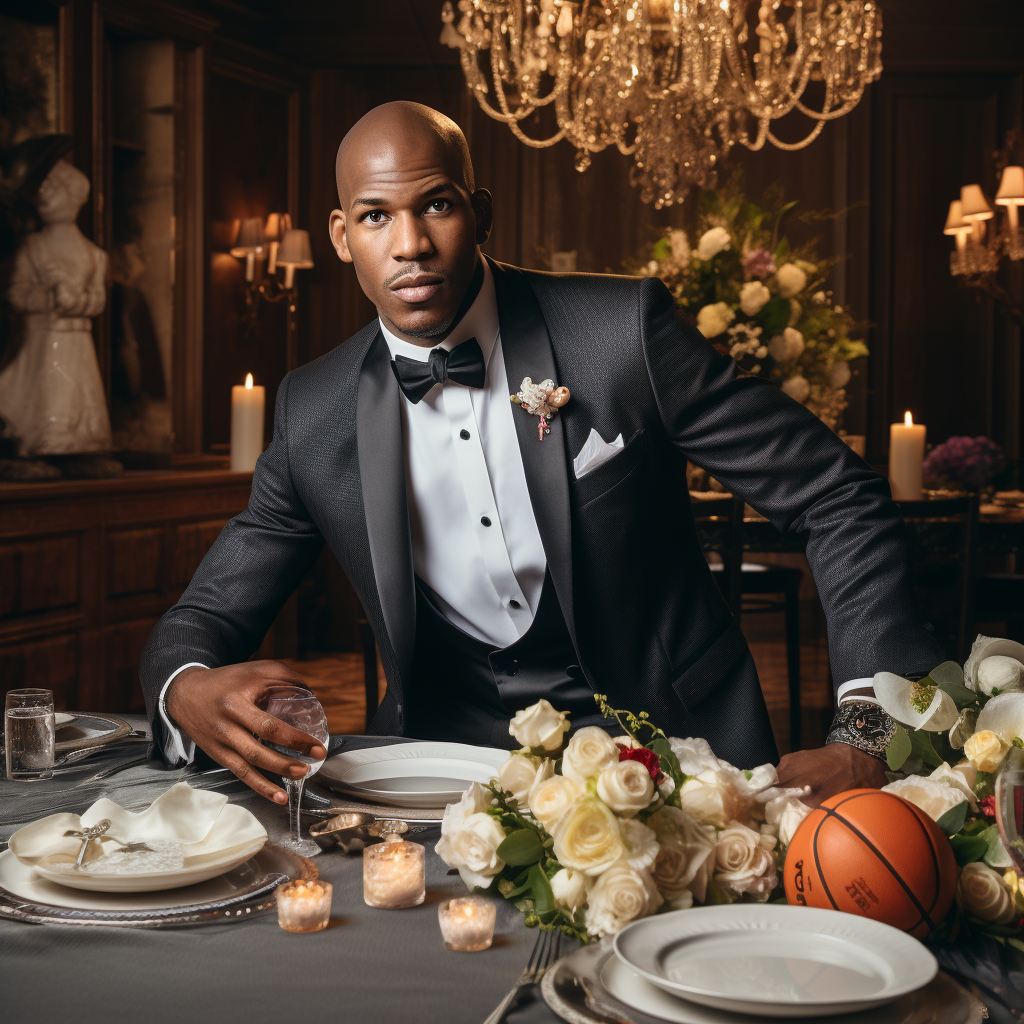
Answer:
[262, 685, 330, 857]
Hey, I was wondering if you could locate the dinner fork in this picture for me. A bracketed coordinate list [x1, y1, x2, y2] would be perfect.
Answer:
[482, 928, 563, 1024]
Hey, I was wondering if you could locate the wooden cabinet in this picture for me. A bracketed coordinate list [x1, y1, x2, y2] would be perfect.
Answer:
[0, 469, 295, 713]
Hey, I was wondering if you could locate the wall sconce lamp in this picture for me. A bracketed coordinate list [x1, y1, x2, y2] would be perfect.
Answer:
[231, 214, 315, 371]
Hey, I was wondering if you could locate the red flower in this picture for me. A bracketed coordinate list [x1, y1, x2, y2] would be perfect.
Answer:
[979, 796, 997, 820]
[619, 746, 662, 781]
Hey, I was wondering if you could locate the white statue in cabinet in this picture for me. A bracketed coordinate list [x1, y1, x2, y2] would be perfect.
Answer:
[0, 158, 112, 457]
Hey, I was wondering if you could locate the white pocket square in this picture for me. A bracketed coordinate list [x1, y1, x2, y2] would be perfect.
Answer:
[573, 428, 625, 479]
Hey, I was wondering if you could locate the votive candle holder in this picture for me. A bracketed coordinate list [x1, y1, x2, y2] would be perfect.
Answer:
[276, 879, 333, 932]
[438, 896, 496, 951]
[363, 838, 425, 908]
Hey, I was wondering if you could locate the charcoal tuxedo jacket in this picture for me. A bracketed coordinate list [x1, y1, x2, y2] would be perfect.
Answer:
[140, 258, 942, 768]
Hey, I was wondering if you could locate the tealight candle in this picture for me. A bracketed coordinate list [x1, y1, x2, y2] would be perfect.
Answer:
[363, 838, 425, 909]
[276, 879, 332, 933]
[438, 896, 496, 951]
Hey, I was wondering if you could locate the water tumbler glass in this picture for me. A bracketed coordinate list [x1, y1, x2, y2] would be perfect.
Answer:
[5, 689, 56, 781]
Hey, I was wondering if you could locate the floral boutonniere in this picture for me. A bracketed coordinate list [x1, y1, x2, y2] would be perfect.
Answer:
[511, 377, 570, 440]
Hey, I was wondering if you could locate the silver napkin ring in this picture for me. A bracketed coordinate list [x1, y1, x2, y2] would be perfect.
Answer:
[826, 699, 896, 761]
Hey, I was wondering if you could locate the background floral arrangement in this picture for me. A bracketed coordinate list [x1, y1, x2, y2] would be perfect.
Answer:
[922, 436, 1010, 494]
[435, 696, 812, 941]
[873, 636, 1024, 948]
[631, 176, 868, 432]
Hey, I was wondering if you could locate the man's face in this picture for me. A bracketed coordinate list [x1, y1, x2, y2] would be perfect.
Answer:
[330, 133, 491, 342]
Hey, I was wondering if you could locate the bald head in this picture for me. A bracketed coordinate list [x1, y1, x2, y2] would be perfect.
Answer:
[335, 102, 474, 210]
[328, 102, 492, 344]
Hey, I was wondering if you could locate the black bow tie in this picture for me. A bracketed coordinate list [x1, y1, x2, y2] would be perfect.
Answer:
[391, 337, 486, 405]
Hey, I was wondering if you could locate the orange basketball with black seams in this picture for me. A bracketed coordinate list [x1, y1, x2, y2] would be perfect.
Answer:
[783, 788, 958, 939]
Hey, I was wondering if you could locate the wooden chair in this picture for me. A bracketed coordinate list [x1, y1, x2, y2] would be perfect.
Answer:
[896, 492, 979, 662]
[695, 495, 804, 750]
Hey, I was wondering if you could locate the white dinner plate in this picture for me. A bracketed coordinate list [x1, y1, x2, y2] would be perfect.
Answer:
[54, 713, 132, 755]
[319, 742, 507, 809]
[613, 905, 938, 1018]
[54, 713, 75, 728]
[0, 846, 274, 912]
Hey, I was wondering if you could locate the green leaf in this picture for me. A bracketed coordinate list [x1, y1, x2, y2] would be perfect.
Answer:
[928, 664, 979, 708]
[908, 729, 944, 769]
[1008, 938, 1024, 955]
[527, 863, 556, 917]
[980, 824, 1012, 867]
[886, 727, 912, 771]
[650, 736, 685, 788]
[950, 833, 989, 864]
[935, 800, 969, 837]
[757, 297, 791, 338]
[497, 828, 544, 867]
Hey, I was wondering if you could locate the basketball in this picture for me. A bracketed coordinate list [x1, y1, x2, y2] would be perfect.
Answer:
[783, 788, 958, 938]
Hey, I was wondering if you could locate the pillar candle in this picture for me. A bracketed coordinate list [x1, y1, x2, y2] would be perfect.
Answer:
[889, 411, 926, 501]
[230, 373, 265, 472]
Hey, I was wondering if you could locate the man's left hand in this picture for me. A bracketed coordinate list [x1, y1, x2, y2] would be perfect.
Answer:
[775, 742, 888, 807]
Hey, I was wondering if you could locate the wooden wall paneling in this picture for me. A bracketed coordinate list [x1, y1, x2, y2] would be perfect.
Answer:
[105, 527, 164, 598]
[867, 73, 1023, 462]
[0, 633, 79, 710]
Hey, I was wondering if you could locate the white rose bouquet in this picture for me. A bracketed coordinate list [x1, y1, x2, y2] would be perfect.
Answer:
[870, 635, 1024, 946]
[435, 695, 810, 941]
[628, 173, 868, 432]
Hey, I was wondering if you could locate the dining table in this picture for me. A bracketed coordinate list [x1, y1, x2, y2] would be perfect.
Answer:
[2, 719, 1024, 1024]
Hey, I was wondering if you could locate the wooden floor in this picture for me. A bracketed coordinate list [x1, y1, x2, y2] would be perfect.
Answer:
[283, 607, 834, 755]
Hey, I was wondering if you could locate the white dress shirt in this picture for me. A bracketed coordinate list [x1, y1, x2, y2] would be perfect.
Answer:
[159, 259, 547, 761]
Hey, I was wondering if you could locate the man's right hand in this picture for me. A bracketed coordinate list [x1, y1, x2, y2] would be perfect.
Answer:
[165, 661, 328, 804]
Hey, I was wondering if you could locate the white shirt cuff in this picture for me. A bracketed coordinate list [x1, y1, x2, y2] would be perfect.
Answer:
[837, 677, 878, 706]
[158, 663, 206, 765]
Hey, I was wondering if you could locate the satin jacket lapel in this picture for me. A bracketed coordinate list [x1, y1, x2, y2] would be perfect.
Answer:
[356, 329, 416, 687]
[490, 259, 576, 641]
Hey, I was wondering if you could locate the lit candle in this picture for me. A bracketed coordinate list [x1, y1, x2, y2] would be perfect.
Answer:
[276, 879, 332, 933]
[230, 373, 265, 472]
[363, 838, 425, 909]
[889, 411, 926, 501]
[438, 896, 496, 951]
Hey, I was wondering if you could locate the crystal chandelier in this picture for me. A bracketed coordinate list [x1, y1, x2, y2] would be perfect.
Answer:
[440, 0, 883, 208]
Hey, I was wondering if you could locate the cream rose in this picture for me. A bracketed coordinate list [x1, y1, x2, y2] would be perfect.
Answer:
[597, 760, 655, 817]
[441, 781, 491, 834]
[679, 768, 740, 829]
[552, 796, 625, 876]
[697, 226, 731, 261]
[776, 262, 807, 298]
[509, 699, 571, 751]
[550, 868, 589, 914]
[764, 794, 812, 846]
[695, 302, 735, 339]
[648, 806, 716, 904]
[713, 820, 778, 898]
[561, 727, 620, 783]
[528, 772, 583, 832]
[584, 860, 663, 937]
[977, 656, 1024, 696]
[435, 811, 506, 889]
[739, 280, 771, 317]
[928, 761, 979, 809]
[882, 775, 968, 822]
[964, 730, 1011, 773]
[769, 326, 805, 362]
[669, 736, 722, 775]
[781, 375, 810, 403]
[496, 753, 548, 806]
[829, 361, 851, 389]
[957, 862, 1016, 924]
[620, 818, 660, 871]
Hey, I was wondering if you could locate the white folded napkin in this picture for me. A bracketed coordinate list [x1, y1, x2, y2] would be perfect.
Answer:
[9, 782, 267, 867]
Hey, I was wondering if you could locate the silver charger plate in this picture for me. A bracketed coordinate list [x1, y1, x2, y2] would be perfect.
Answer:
[54, 713, 133, 755]
[0, 843, 313, 928]
[541, 939, 985, 1024]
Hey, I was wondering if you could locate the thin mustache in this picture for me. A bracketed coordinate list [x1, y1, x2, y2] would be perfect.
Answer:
[385, 266, 448, 289]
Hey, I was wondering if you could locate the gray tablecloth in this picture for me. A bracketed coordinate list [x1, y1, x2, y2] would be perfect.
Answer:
[0, 726, 560, 1024]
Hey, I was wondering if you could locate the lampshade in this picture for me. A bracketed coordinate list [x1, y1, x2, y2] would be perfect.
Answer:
[960, 184, 994, 221]
[277, 229, 314, 269]
[996, 166, 1024, 205]
[264, 212, 292, 241]
[230, 218, 266, 256]
[944, 200, 968, 234]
